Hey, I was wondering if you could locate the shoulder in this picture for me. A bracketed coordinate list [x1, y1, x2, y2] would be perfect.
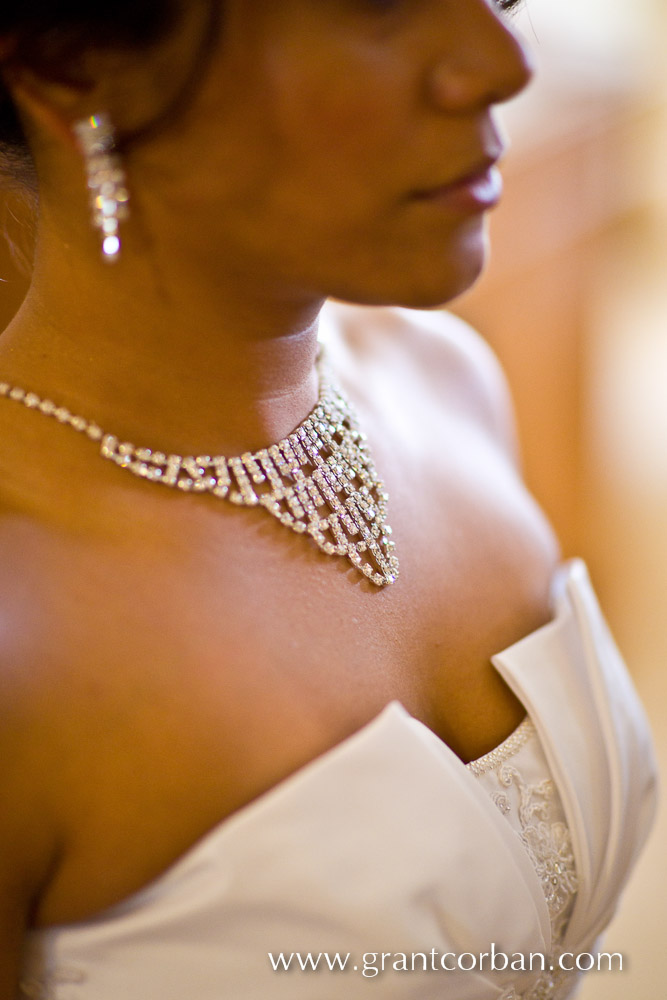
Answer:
[323, 301, 519, 459]
[0, 500, 78, 880]
[0, 544, 64, 960]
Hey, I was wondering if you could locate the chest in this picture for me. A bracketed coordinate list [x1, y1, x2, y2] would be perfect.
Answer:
[30, 405, 557, 927]
[66, 416, 556, 737]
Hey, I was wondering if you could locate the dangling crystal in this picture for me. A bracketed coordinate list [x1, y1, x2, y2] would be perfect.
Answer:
[73, 112, 128, 263]
[0, 351, 399, 586]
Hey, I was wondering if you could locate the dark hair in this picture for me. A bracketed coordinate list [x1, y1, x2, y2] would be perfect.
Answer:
[0, 1, 181, 180]
[1, 0, 524, 184]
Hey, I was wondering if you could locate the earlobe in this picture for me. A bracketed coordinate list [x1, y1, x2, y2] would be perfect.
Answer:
[4, 69, 93, 153]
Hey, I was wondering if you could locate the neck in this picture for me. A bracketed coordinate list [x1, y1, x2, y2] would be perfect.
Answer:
[0, 237, 327, 457]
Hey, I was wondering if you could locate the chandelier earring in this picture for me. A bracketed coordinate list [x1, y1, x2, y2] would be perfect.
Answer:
[73, 112, 129, 262]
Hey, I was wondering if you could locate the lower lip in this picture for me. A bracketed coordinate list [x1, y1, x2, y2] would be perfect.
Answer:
[414, 166, 503, 213]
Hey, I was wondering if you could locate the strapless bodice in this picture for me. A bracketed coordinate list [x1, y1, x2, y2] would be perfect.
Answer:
[20, 560, 657, 999]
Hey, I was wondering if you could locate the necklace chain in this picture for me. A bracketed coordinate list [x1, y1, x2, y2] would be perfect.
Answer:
[0, 355, 399, 587]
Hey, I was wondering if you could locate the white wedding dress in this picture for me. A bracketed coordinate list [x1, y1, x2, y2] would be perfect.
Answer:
[20, 560, 657, 999]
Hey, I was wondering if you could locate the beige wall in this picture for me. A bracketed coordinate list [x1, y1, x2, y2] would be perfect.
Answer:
[454, 7, 667, 996]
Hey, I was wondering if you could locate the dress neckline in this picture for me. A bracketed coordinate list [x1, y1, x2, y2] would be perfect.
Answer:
[34, 562, 578, 934]
[466, 715, 534, 776]
[36, 702, 533, 932]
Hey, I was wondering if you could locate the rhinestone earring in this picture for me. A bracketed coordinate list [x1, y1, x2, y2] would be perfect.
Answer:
[73, 113, 129, 262]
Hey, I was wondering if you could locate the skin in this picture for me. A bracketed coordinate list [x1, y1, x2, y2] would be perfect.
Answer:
[0, 0, 558, 994]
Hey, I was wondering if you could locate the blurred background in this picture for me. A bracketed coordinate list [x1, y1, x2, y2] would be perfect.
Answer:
[454, 2, 667, 996]
[0, 1, 665, 995]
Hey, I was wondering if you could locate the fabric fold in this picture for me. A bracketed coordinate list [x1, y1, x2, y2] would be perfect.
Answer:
[491, 559, 657, 948]
[22, 561, 658, 999]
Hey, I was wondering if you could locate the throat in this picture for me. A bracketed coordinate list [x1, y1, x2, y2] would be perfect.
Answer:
[0, 286, 327, 458]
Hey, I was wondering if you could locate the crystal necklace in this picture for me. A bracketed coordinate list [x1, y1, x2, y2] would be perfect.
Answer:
[0, 354, 399, 587]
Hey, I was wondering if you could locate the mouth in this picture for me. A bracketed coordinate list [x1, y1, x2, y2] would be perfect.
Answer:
[411, 156, 504, 213]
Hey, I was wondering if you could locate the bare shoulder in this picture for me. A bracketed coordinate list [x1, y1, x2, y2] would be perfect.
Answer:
[324, 300, 518, 458]
[0, 513, 65, 991]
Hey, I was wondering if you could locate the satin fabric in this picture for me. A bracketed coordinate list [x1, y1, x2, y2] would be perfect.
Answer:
[21, 560, 657, 999]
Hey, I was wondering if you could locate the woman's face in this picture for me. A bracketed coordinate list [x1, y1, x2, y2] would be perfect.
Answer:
[152, 0, 532, 307]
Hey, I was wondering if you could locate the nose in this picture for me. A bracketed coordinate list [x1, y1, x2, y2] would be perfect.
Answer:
[427, 2, 534, 113]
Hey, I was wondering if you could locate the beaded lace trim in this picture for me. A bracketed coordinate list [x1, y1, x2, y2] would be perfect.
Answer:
[466, 716, 534, 777]
[471, 721, 580, 1000]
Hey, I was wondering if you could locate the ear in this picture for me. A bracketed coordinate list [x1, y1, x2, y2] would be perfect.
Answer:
[3, 65, 94, 153]
[2, 1, 216, 155]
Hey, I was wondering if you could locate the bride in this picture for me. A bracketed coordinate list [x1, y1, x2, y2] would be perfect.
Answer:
[0, 1, 656, 997]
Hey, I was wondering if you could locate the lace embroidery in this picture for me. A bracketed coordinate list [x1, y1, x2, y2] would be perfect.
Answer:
[470, 726, 580, 1000]
[466, 716, 534, 777]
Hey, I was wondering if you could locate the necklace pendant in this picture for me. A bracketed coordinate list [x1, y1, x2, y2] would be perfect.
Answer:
[0, 354, 399, 587]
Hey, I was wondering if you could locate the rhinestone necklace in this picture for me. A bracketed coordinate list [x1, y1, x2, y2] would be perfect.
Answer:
[0, 355, 399, 587]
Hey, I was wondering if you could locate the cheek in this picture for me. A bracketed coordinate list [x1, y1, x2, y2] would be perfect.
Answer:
[300, 80, 398, 152]
[255, 52, 412, 201]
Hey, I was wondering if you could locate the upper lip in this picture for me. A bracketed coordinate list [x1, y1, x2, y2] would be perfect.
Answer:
[413, 149, 506, 198]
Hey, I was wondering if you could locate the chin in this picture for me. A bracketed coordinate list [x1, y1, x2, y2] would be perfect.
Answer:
[339, 249, 487, 311]
[392, 259, 486, 309]
[346, 219, 490, 309]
